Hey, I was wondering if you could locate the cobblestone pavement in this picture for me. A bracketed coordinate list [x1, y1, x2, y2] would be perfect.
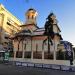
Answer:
[0, 64, 75, 75]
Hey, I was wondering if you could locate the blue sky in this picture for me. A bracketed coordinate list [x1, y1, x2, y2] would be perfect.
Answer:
[0, 0, 75, 46]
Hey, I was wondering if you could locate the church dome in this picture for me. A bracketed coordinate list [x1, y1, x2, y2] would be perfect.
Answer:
[27, 8, 36, 12]
[25, 8, 38, 25]
[25, 8, 38, 19]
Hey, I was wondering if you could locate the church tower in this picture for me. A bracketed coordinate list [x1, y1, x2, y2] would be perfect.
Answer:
[25, 8, 38, 25]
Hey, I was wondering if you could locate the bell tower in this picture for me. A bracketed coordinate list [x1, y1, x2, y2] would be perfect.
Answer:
[25, 8, 38, 25]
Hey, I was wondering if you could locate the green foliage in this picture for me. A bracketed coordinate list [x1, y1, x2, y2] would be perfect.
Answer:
[44, 13, 55, 41]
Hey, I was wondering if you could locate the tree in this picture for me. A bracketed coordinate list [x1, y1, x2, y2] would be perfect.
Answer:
[43, 13, 54, 58]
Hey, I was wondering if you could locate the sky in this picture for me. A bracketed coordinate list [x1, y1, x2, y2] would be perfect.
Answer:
[0, 0, 75, 46]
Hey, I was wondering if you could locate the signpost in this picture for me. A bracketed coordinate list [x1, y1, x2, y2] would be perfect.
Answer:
[4, 52, 9, 61]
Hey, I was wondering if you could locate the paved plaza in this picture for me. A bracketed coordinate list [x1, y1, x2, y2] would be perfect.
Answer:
[0, 64, 74, 75]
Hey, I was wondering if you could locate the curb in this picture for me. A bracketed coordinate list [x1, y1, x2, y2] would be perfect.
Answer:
[1, 61, 75, 72]
[12, 61, 75, 72]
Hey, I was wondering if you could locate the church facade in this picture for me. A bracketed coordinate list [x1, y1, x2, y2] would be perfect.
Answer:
[0, 4, 74, 65]
[12, 8, 70, 65]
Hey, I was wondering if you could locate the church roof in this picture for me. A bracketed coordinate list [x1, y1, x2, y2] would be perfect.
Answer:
[60, 41, 73, 46]
[33, 28, 45, 36]
[34, 28, 45, 31]
[27, 8, 36, 12]
[20, 24, 39, 28]
[14, 27, 62, 37]
[15, 29, 32, 36]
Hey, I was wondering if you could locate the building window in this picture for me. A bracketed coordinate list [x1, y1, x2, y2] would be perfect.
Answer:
[33, 51, 42, 59]
[33, 44, 42, 59]
[7, 22, 11, 26]
[56, 50, 70, 60]
[16, 51, 22, 58]
[24, 43, 26, 50]
[44, 51, 53, 59]
[24, 51, 31, 58]
[56, 50, 65, 60]
[7, 18, 14, 26]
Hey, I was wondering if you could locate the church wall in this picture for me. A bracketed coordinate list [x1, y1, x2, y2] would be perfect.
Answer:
[54, 35, 60, 43]
[19, 41, 23, 51]
[36, 40, 42, 51]
[13, 34, 61, 59]
[53, 25, 60, 33]
[25, 39, 31, 51]
[13, 40, 19, 51]
[21, 25, 37, 32]
[32, 36, 47, 51]
[32, 38, 43, 59]
[26, 19, 36, 25]
[43, 40, 48, 52]
[53, 35, 60, 59]
[32, 40, 36, 51]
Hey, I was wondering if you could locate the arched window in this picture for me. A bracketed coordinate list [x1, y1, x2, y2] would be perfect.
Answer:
[36, 44, 38, 52]
[32, 15, 34, 19]
[33, 44, 42, 59]
[24, 43, 26, 50]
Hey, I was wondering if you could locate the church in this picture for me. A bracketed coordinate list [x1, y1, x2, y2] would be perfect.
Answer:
[11, 8, 72, 65]
[0, 4, 74, 66]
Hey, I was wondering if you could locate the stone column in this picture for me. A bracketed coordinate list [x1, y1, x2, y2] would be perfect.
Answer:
[31, 51, 33, 60]
[42, 42, 44, 60]
[42, 50, 44, 60]
[22, 50, 25, 59]
[31, 37, 33, 60]
[13, 40, 17, 61]
[14, 51, 16, 61]
[53, 40, 56, 60]
[22, 41, 25, 59]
